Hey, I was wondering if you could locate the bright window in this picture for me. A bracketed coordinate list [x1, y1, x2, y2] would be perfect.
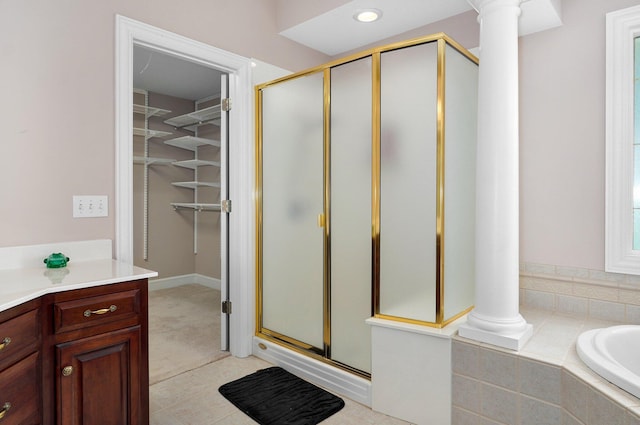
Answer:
[606, 5, 640, 273]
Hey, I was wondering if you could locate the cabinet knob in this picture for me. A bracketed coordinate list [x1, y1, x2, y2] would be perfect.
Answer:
[62, 366, 73, 377]
[0, 402, 11, 420]
[0, 337, 10, 351]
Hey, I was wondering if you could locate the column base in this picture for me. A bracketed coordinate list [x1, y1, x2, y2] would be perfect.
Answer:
[458, 322, 533, 351]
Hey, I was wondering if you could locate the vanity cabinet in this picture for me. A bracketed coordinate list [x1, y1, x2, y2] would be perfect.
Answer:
[0, 352, 40, 424]
[0, 298, 41, 425]
[42, 279, 149, 425]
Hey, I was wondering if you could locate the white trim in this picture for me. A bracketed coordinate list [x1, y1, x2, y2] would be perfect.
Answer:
[148, 274, 221, 291]
[220, 74, 229, 351]
[458, 322, 533, 351]
[115, 16, 134, 264]
[114, 15, 254, 357]
[606, 5, 640, 274]
[252, 337, 372, 407]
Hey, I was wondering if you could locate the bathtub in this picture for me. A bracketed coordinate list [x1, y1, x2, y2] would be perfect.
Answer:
[576, 325, 640, 399]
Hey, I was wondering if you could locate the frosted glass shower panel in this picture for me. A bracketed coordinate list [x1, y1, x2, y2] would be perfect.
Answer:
[330, 57, 372, 373]
[379, 42, 438, 322]
[443, 45, 478, 321]
[260, 72, 325, 349]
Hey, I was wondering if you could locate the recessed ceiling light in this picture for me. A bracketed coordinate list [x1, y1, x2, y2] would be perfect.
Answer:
[354, 9, 382, 23]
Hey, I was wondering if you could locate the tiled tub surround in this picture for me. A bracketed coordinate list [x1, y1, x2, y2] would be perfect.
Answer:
[519, 262, 640, 324]
[452, 260, 640, 425]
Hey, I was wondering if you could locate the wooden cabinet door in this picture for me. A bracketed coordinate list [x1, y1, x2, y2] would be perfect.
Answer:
[0, 352, 40, 425]
[56, 327, 141, 425]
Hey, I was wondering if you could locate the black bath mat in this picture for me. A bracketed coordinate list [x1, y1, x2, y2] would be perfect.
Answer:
[218, 366, 345, 425]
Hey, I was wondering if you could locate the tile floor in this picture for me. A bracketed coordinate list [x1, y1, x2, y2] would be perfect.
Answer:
[149, 355, 413, 425]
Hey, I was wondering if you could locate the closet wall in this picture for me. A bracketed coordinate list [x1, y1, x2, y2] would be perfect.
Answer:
[133, 90, 221, 280]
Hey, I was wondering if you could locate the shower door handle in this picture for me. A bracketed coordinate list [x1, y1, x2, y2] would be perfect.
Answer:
[317, 213, 325, 228]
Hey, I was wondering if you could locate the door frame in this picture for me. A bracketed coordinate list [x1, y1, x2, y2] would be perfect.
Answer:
[114, 15, 255, 357]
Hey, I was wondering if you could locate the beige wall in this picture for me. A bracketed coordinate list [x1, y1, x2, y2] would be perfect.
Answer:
[0, 0, 329, 248]
[519, 0, 639, 270]
[2, 0, 637, 274]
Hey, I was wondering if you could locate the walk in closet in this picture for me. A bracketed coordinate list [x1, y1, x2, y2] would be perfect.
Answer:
[132, 45, 227, 284]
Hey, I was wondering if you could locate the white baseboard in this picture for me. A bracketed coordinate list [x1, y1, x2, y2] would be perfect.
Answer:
[252, 337, 371, 407]
[149, 273, 221, 291]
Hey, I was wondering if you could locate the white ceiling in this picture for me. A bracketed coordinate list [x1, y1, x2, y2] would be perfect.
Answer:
[281, 0, 564, 56]
[132, 0, 476, 101]
[279, 0, 474, 56]
[133, 45, 223, 101]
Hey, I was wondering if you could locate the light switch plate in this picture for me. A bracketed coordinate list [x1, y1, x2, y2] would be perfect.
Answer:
[73, 195, 108, 218]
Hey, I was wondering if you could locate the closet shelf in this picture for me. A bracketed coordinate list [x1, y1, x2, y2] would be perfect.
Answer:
[171, 202, 221, 212]
[133, 156, 175, 165]
[133, 127, 173, 139]
[172, 159, 221, 170]
[164, 136, 221, 151]
[133, 104, 171, 118]
[172, 181, 221, 189]
[164, 104, 221, 130]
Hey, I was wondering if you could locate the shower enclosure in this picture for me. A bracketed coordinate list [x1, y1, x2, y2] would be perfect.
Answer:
[256, 33, 478, 377]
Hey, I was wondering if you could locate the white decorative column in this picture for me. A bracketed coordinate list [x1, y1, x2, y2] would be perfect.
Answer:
[458, 0, 533, 350]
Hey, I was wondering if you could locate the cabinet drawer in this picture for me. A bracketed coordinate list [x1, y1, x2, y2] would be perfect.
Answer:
[0, 309, 39, 370]
[53, 289, 141, 334]
[0, 352, 40, 425]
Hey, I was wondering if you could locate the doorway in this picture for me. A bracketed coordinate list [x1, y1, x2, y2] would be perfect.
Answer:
[114, 15, 255, 360]
[132, 44, 230, 384]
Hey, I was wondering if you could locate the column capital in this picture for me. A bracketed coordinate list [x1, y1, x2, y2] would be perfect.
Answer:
[467, 0, 523, 17]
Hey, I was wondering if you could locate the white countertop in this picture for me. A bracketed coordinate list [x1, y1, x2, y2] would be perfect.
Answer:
[0, 259, 158, 312]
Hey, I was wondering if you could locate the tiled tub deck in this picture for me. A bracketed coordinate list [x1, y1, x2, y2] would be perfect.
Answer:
[452, 306, 640, 425]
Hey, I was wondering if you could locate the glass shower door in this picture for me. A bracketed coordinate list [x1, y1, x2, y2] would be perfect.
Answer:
[260, 71, 325, 350]
[330, 57, 372, 373]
